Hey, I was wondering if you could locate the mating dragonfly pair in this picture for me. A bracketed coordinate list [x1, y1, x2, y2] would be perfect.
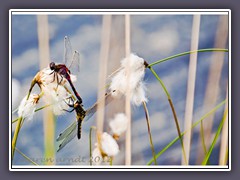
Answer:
[50, 36, 112, 152]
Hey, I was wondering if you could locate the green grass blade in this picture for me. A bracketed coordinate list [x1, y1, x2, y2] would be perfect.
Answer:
[149, 48, 228, 67]
[147, 100, 226, 165]
[15, 147, 39, 165]
[202, 109, 228, 165]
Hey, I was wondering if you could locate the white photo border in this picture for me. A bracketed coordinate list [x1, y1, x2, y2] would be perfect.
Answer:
[9, 9, 231, 171]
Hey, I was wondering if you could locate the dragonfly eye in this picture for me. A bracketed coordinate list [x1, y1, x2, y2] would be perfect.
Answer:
[49, 62, 55, 70]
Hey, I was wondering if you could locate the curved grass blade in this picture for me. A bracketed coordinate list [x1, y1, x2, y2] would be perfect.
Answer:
[149, 48, 228, 67]
[147, 100, 226, 165]
[148, 66, 187, 164]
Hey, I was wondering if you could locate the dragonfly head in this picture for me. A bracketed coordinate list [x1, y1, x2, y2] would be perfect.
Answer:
[49, 62, 56, 70]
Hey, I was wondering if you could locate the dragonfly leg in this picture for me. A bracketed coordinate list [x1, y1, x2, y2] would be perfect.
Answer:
[50, 72, 56, 83]
[49, 70, 54, 75]
[62, 108, 74, 113]
[59, 75, 64, 85]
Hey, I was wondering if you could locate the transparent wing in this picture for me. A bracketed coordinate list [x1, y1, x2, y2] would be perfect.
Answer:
[64, 36, 73, 67]
[84, 92, 113, 122]
[57, 121, 77, 152]
[57, 120, 76, 141]
[64, 36, 80, 75]
[68, 50, 81, 75]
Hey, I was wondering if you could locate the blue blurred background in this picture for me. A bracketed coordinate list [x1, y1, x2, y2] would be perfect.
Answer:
[11, 13, 229, 166]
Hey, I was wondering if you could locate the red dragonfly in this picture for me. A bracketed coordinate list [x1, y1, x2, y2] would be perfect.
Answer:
[49, 36, 82, 104]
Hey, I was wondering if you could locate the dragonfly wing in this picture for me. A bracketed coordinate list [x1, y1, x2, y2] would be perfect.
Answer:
[57, 122, 77, 152]
[84, 92, 114, 122]
[57, 120, 77, 141]
[68, 50, 80, 75]
[64, 36, 73, 68]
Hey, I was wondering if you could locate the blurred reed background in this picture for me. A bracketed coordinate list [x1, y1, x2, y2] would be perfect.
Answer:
[37, 15, 55, 165]
[11, 12, 229, 166]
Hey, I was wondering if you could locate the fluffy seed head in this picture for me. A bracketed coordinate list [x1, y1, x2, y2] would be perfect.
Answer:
[100, 132, 119, 157]
[109, 53, 148, 106]
[18, 94, 39, 121]
[109, 113, 128, 137]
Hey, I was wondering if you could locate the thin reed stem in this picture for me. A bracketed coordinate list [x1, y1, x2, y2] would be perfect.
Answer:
[202, 109, 228, 165]
[15, 147, 39, 165]
[89, 126, 96, 166]
[142, 101, 157, 165]
[148, 66, 187, 165]
[219, 85, 228, 165]
[182, 14, 201, 165]
[149, 48, 228, 67]
[147, 100, 226, 165]
[125, 14, 132, 166]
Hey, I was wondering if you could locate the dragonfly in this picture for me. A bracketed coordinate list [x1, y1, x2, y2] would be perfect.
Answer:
[49, 36, 83, 104]
[56, 91, 113, 152]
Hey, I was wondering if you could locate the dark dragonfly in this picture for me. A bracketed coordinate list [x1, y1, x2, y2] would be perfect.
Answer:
[56, 91, 113, 152]
[50, 36, 83, 104]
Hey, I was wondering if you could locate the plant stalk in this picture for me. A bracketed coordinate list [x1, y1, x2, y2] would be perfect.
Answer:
[149, 66, 187, 165]
[142, 101, 157, 165]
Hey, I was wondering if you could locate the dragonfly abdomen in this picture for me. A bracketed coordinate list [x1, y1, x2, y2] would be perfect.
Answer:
[77, 120, 82, 139]
[67, 79, 83, 104]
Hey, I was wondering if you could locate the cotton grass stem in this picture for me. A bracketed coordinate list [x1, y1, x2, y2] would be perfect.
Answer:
[12, 116, 23, 160]
[15, 147, 39, 165]
[109, 157, 113, 166]
[147, 100, 226, 165]
[142, 101, 157, 165]
[149, 48, 228, 67]
[202, 109, 228, 165]
[148, 66, 187, 165]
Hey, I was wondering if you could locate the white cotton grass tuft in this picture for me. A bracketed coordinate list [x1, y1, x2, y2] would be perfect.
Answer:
[91, 145, 103, 165]
[18, 94, 39, 121]
[42, 84, 71, 115]
[109, 53, 147, 106]
[109, 113, 128, 137]
[100, 132, 120, 157]
[131, 81, 148, 106]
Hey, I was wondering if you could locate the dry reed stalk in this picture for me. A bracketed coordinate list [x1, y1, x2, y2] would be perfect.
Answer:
[37, 15, 55, 165]
[219, 85, 228, 165]
[196, 15, 228, 164]
[125, 14, 132, 165]
[182, 15, 201, 165]
[96, 15, 112, 134]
